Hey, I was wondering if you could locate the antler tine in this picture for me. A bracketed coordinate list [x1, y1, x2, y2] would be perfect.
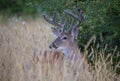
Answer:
[74, 10, 83, 28]
[43, 12, 66, 32]
[74, 6, 83, 21]
[64, 7, 83, 28]
[59, 15, 67, 32]
[52, 12, 56, 22]
[43, 13, 61, 27]
[69, 19, 74, 31]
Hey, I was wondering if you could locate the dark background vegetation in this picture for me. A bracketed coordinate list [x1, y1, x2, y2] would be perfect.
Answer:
[0, 0, 119, 73]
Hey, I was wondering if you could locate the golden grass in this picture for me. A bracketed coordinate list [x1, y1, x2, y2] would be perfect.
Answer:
[0, 16, 119, 81]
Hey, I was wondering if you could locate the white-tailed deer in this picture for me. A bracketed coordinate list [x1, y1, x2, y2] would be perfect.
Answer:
[43, 7, 91, 79]
[43, 7, 84, 63]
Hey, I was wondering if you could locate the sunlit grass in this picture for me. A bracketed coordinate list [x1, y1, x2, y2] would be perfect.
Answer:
[0, 16, 119, 81]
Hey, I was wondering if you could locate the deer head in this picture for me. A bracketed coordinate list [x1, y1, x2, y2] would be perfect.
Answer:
[43, 7, 83, 55]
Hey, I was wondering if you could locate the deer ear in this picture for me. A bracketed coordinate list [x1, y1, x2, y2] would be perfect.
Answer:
[51, 27, 60, 36]
[71, 27, 79, 39]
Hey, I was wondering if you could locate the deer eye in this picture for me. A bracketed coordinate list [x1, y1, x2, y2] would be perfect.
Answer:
[62, 36, 67, 40]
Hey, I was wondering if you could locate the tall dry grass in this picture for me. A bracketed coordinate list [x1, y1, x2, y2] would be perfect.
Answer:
[0, 16, 119, 81]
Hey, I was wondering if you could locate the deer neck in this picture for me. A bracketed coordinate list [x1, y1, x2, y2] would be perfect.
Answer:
[62, 42, 82, 61]
[63, 46, 78, 55]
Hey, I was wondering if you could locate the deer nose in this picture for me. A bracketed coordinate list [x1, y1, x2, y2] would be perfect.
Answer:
[49, 43, 58, 49]
[53, 43, 58, 49]
[49, 45, 52, 49]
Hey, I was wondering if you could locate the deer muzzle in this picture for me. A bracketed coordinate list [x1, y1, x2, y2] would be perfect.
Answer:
[49, 43, 58, 49]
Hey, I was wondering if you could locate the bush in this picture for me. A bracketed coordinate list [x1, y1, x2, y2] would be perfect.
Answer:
[0, 0, 37, 15]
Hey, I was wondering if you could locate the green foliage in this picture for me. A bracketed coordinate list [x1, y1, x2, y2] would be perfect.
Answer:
[0, 0, 119, 58]
[0, 0, 36, 15]
[73, 0, 120, 51]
